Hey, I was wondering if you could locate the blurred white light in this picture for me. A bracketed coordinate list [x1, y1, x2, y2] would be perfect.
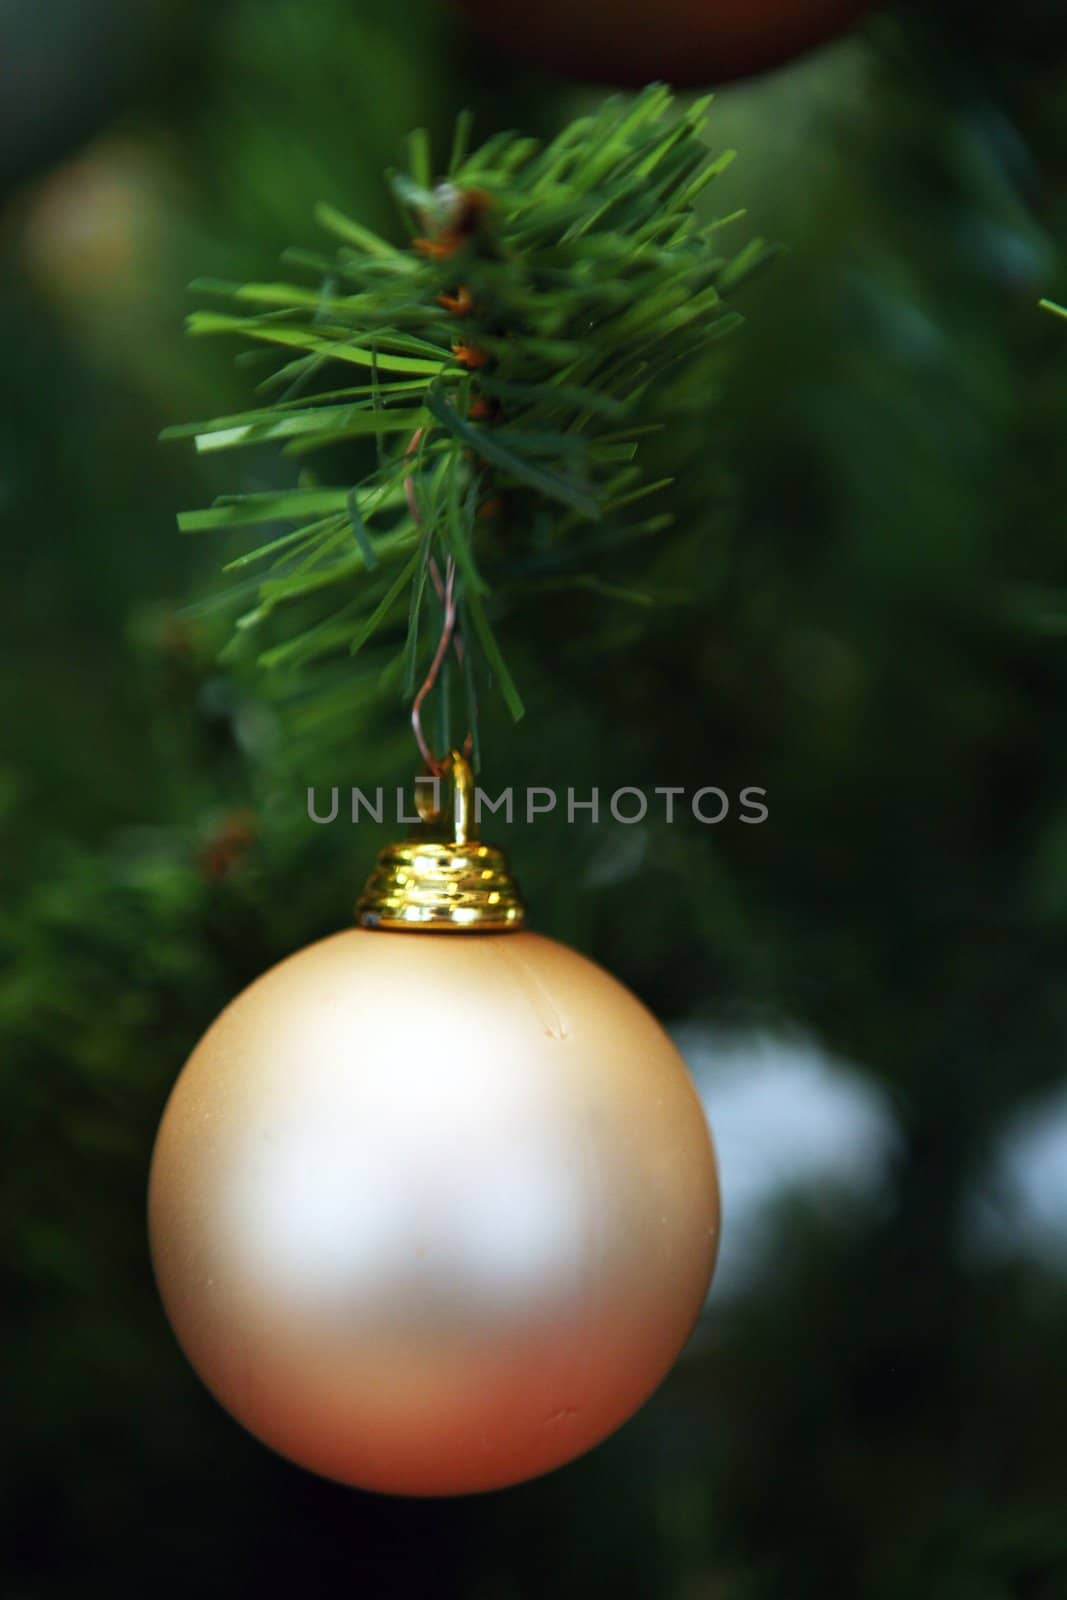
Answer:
[972, 1086, 1067, 1270]
[677, 1027, 1067, 1299]
[675, 1026, 899, 1300]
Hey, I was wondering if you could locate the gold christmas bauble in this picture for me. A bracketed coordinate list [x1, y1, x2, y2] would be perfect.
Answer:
[451, 0, 875, 87]
[148, 926, 719, 1495]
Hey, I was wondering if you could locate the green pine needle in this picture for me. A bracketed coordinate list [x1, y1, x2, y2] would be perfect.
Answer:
[166, 86, 770, 730]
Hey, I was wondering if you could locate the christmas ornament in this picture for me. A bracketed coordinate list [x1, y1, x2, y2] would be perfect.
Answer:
[452, 0, 875, 87]
[150, 96, 729, 1496]
[149, 751, 719, 1496]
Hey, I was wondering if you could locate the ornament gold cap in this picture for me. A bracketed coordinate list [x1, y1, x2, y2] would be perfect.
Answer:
[356, 749, 525, 933]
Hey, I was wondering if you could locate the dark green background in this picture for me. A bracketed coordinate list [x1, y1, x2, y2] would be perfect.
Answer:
[3, 2, 1067, 1595]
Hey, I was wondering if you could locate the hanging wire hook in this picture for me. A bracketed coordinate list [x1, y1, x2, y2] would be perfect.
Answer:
[405, 428, 474, 775]
[411, 557, 457, 776]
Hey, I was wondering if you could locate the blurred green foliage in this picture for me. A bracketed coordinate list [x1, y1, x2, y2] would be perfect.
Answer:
[3, 1, 1067, 1595]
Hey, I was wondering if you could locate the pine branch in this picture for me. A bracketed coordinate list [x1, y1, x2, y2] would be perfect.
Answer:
[165, 86, 773, 737]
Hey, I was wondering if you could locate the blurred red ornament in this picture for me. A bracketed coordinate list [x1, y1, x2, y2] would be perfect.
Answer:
[452, 0, 874, 85]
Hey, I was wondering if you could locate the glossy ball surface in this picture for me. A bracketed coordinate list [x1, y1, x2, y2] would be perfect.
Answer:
[148, 929, 719, 1496]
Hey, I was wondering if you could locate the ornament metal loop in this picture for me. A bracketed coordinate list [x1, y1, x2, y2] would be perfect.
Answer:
[356, 750, 525, 933]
